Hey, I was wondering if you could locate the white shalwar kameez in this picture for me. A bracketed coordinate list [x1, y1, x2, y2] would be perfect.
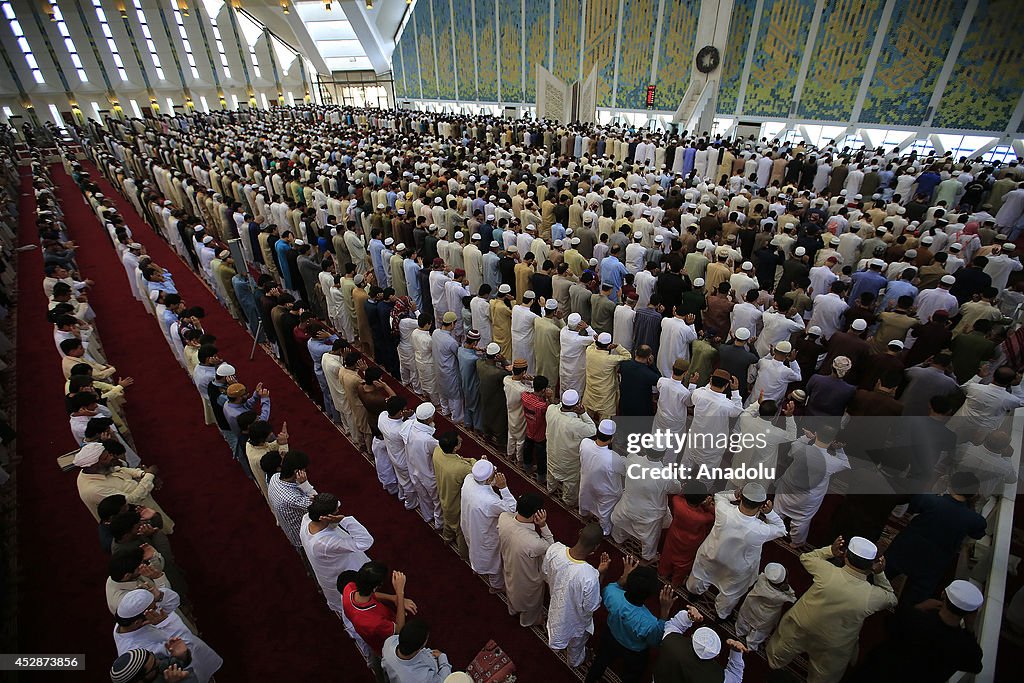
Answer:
[113, 612, 223, 683]
[511, 305, 539, 373]
[578, 438, 626, 535]
[684, 388, 744, 470]
[559, 326, 596, 396]
[460, 475, 517, 590]
[734, 573, 796, 650]
[411, 329, 438, 402]
[686, 491, 787, 619]
[401, 420, 443, 528]
[542, 542, 602, 667]
[299, 513, 375, 661]
[377, 413, 418, 511]
[610, 454, 682, 560]
[773, 440, 851, 545]
[657, 317, 698, 377]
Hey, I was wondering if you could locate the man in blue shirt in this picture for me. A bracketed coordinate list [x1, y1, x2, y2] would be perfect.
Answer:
[849, 259, 888, 304]
[601, 245, 630, 302]
[585, 555, 676, 682]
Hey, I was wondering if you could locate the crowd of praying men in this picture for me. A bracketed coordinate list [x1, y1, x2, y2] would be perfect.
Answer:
[51, 104, 1024, 682]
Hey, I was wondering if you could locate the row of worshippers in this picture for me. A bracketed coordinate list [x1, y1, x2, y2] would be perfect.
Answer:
[33, 153, 223, 683]
[0, 130, 23, 484]
[77, 109, 1015, 679]
[66, 146, 489, 683]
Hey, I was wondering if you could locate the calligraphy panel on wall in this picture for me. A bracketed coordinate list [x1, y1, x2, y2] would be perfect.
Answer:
[797, 0, 885, 121]
[933, 0, 1024, 130]
[655, 0, 700, 112]
[743, 0, 816, 118]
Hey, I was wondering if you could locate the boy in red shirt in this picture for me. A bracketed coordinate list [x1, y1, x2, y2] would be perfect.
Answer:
[520, 375, 553, 484]
[658, 481, 715, 586]
[340, 562, 416, 673]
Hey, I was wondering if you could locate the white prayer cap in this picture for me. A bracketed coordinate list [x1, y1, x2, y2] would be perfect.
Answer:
[741, 261, 753, 271]
[486, 214, 495, 220]
[525, 224, 536, 232]
[398, 209, 407, 215]
[384, 237, 395, 246]
[396, 243, 407, 252]
[851, 318, 867, 331]
[887, 339, 904, 349]
[472, 233, 481, 240]
[829, 236, 840, 246]
[589, 258, 598, 267]
[945, 580, 984, 612]
[571, 237, 581, 245]
[73, 442, 106, 468]
[149, 290, 160, 302]
[921, 235, 934, 244]
[785, 222, 797, 229]
[415, 403, 435, 421]
[523, 290, 536, 300]
[508, 245, 519, 253]
[764, 562, 787, 583]
[633, 231, 643, 239]
[202, 235, 214, 244]
[553, 239, 563, 247]
[940, 274, 956, 285]
[870, 258, 886, 268]
[128, 242, 143, 250]
[949, 242, 962, 251]
[567, 313, 582, 327]
[471, 460, 495, 482]
[599, 419, 616, 435]
[877, 226, 889, 233]
[691, 627, 721, 660]
[794, 246, 806, 256]
[854, 193, 863, 200]
[330, 228, 338, 237]
[454, 231, 464, 240]
[735, 328, 751, 341]
[498, 284, 512, 294]
[490, 241, 500, 248]
[597, 332, 612, 344]
[904, 249, 917, 258]
[485, 342, 501, 355]
[116, 589, 155, 619]
[427, 224, 438, 232]
[545, 299, 558, 310]
[774, 340, 793, 354]
[742, 482, 767, 503]
[562, 389, 580, 406]
[1004, 242, 1017, 250]
[216, 363, 236, 377]
[695, 240, 708, 250]
[377, 203, 386, 209]
[839, 189, 848, 196]
[444, 674, 474, 683]
[693, 278, 705, 287]
[654, 235, 664, 243]
[847, 536, 877, 561]
[807, 326, 822, 336]
[354, 274, 365, 285]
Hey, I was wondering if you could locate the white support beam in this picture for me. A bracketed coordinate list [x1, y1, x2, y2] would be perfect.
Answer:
[858, 129, 875, 150]
[790, 0, 826, 116]
[849, 0, 896, 125]
[929, 134, 945, 155]
[338, 1, 390, 75]
[1013, 140, 1024, 158]
[577, 0, 587, 83]
[649, 0, 667, 86]
[969, 138, 1000, 160]
[924, 0, 978, 126]
[896, 132, 920, 152]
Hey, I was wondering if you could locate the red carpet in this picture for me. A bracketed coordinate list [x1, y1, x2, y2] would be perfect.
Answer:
[15, 161, 580, 681]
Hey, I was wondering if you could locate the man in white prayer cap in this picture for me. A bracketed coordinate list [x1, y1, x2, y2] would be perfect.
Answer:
[544, 389, 596, 507]
[734, 562, 796, 650]
[113, 589, 223, 682]
[767, 535, 896, 683]
[850, 579, 984, 682]
[460, 459, 516, 591]
[558, 313, 596, 396]
[654, 606, 750, 681]
[577, 419, 625, 535]
[401, 402, 443, 530]
[686, 483, 787, 620]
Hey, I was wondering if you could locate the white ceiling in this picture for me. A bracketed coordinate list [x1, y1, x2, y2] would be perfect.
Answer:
[294, 1, 373, 71]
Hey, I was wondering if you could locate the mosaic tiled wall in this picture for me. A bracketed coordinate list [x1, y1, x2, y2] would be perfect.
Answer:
[582, 0, 618, 108]
[743, 0, 817, 118]
[656, 0, 701, 112]
[933, 0, 1024, 130]
[859, 0, 966, 126]
[432, 0, 458, 100]
[797, 0, 885, 120]
[716, 0, 755, 116]
[392, 0, 1022, 134]
[500, 0, 523, 103]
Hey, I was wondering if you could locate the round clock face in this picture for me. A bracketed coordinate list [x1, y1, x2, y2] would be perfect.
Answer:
[696, 46, 721, 74]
